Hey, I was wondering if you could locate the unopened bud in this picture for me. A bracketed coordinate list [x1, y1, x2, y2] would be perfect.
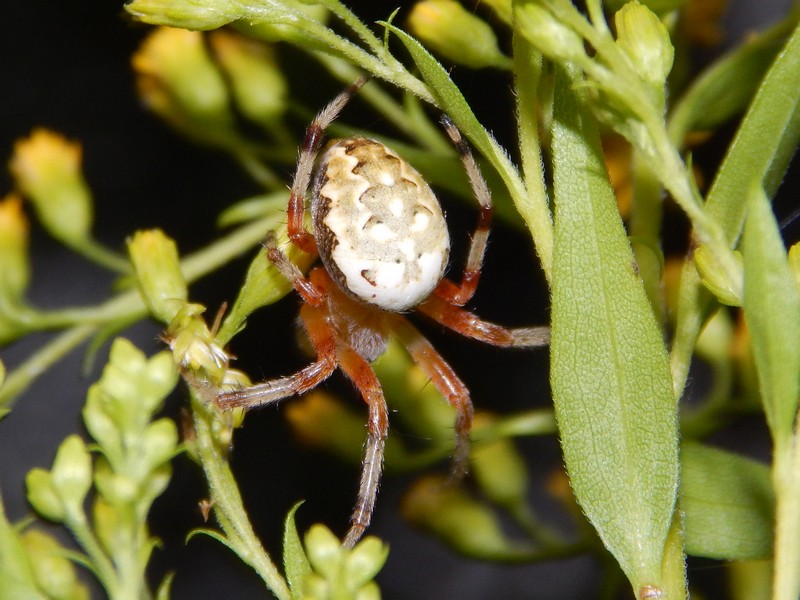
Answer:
[128, 229, 188, 324]
[694, 244, 743, 306]
[9, 129, 92, 247]
[0, 194, 30, 299]
[514, 2, 586, 63]
[209, 30, 288, 126]
[408, 0, 511, 69]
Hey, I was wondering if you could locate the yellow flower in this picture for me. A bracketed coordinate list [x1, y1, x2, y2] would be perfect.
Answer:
[132, 27, 235, 144]
[8, 129, 92, 246]
[0, 194, 30, 298]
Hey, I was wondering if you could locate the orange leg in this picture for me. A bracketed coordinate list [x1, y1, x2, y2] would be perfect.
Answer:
[389, 315, 473, 481]
[216, 301, 337, 409]
[336, 345, 389, 548]
[417, 294, 550, 348]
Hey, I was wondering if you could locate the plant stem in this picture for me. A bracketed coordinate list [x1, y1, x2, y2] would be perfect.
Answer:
[190, 391, 291, 600]
[772, 435, 800, 600]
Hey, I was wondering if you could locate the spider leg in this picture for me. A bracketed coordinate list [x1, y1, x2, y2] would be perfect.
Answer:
[216, 301, 337, 409]
[389, 315, 473, 482]
[435, 116, 494, 306]
[336, 345, 389, 548]
[417, 294, 550, 348]
[264, 233, 326, 306]
[288, 77, 369, 255]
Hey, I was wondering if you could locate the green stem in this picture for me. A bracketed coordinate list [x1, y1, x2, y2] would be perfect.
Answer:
[512, 29, 554, 286]
[64, 509, 119, 598]
[190, 391, 291, 600]
[0, 324, 97, 409]
[73, 238, 131, 274]
[772, 434, 800, 600]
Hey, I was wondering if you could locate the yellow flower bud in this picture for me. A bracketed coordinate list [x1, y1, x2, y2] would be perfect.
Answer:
[481, 0, 512, 25]
[401, 475, 534, 560]
[132, 27, 235, 144]
[514, 1, 586, 63]
[0, 194, 31, 298]
[128, 229, 188, 324]
[209, 31, 288, 126]
[9, 129, 92, 247]
[49, 435, 93, 514]
[407, 0, 512, 69]
[614, 2, 674, 105]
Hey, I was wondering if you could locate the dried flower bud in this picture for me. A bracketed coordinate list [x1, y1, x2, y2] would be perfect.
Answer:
[167, 304, 229, 382]
[9, 129, 92, 247]
[408, 0, 511, 69]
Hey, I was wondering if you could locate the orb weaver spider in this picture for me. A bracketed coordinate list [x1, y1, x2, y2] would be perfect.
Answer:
[217, 78, 549, 548]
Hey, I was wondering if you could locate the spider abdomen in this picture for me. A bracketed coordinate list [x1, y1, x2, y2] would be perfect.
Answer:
[312, 138, 450, 311]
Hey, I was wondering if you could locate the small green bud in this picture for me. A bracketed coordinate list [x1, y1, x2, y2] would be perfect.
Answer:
[0, 194, 31, 298]
[401, 475, 534, 560]
[343, 536, 389, 591]
[694, 244, 743, 306]
[21, 529, 89, 600]
[26, 469, 66, 522]
[128, 229, 188, 324]
[470, 425, 529, 510]
[407, 0, 512, 69]
[9, 129, 93, 247]
[132, 27, 236, 145]
[50, 435, 92, 514]
[614, 2, 674, 104]
[303, 524, 387, 598]
[92, 497, 119, 556]
[94, 463, 138, 507]
[209, 31, 288, 126]
[125, 0, 243, 31]
[141, 418, 179, 470]
[514, 2, 586, 63]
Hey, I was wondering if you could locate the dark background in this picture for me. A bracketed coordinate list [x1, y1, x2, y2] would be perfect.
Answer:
[0, 1, 796, 598]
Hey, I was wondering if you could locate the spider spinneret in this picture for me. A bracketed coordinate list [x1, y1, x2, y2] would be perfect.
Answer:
[217, 77, 549, 548]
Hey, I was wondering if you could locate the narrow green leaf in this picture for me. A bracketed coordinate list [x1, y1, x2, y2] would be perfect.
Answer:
[704, 17, 800, 242]
[549, 65, 679, 589]
[743, 185, 800, 444]
[283, 501, 311, 598]
[681, 442, 774, 560]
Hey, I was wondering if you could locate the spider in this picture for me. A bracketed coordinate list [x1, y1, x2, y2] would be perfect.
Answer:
[217, 78, 549, 548]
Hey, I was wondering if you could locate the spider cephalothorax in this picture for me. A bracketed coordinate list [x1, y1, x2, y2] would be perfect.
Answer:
[217, 78, 549, 547]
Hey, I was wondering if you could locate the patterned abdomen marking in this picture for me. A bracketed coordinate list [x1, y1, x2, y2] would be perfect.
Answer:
[312, 138, 450, 311]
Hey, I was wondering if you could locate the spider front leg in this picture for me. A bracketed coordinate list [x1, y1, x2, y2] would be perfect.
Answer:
[287, 77, 368, 255]
[434, 116, 494, 307]
[335, 345, 389, 548]
[216, 301, 337, 409]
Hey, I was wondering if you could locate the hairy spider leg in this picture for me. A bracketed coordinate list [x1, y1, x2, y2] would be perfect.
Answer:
[264, 233, 326, 306]
[417, 294, 551, 348]
[434, 116, 494, 307]
[389, 315, 473, 482]
[287, 77, 369, 255]
[336, 345, 389, 548]
[216, 300, 337, 409]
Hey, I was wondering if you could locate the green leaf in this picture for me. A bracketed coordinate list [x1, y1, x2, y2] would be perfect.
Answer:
[283, 501, 311, 598]
[681, 442, 774, 560]
[742, 185, 800, 444]
[668, 12, 798, 144]
[549, 65, 679, 589]
[704, 17, 800, 242]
